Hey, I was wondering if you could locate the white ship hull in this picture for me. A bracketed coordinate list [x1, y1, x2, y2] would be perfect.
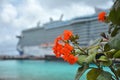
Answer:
[23, 46, 54, 57]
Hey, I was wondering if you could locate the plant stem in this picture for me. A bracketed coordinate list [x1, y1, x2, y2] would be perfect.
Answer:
[77, 46, 87, 54]
[109, 66, 119, 80]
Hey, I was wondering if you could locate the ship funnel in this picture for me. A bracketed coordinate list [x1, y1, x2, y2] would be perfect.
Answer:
[49, 17, 53, 22]
[59, 14, 64, 21]
[37, 21, 41, 27]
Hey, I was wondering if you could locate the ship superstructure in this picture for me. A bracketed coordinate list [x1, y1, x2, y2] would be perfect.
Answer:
[17, 12, 108, 57]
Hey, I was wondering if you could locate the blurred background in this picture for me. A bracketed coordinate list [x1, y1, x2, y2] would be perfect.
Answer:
[0, 0, 113, 56]
[0, 0, 114, 80]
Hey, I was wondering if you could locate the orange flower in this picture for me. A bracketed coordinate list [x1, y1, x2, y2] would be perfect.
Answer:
[52, 43, 63, 58]
[98, 12, 106, 22]
[68, 55, 78, 64]
[63, 54, 78, 64]
[60, 48, 71, 55]
[62, 55, 69, 61]
[54, 35, 62, 44]
[55, 52, 61, 58]
[64, 43, 73, 51]
[63, 30, 73, 40]
[52, 30, 77, 64]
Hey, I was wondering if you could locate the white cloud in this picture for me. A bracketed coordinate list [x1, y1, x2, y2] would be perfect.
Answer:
[13, 0, 95, 26]
[0, 35, 13, 43]
[61, 4, 95, 20]
[37, 0, 113, 9]
[96, 1, 113, 9]
[0, 0, 113, 29]
[82, 0, 113, 8]
[0, 4, 17, 23]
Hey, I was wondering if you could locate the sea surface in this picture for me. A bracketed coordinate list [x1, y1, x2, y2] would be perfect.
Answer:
[0, 60, 111, 80]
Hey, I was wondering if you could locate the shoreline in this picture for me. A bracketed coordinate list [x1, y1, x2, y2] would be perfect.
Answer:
[0, 55, 120, 63]
[0, 55, 63, 61]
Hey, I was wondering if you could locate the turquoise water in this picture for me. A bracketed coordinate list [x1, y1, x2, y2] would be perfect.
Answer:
[0, 60, 112, 80]
[0, 60, 80, 80]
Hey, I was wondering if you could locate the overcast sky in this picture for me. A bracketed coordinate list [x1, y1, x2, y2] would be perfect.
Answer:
[0, 0, 113, 55]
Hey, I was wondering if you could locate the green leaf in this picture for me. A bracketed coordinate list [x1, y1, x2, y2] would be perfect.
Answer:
[100, 60, 112, 67]
[104, 43, 111, 52]
[108, 32, 120, 50]
[88, 45, 99, 55]
[85, 53, 96, 63]
[75, 34, 79, 40]
[113, 50, 120, 58]
[70, 34, 79, 44]
[100, 32, 107, 39]
[108, 24, 114, 34]
[105, 49, 116, 58]
[97, 71, 112, 80]
[75, 64, 88, 80]
[111, 26, 119, 37]
[116, 69, 120, 77]
[104, 16, 110, 23]
[87, 68, 102, 80]
[109, 7, 120, 26]
[77, 55, 87, 65]
[109, 9, 117, 25]
[98, 56, 109, 62]
[115, 63, 120, 69]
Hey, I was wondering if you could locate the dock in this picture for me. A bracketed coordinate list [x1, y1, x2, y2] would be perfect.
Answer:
[0, 55, 44, 60]
[0, 55, 119, 63]
[0, 55, 63, 61]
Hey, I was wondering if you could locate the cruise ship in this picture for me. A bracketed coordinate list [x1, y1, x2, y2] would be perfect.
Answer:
[16, 9, 108, 57]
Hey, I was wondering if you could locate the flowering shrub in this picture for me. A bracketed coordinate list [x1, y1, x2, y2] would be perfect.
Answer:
[53, 30, 78, 64]
[52, 0, 120, 80]
[98, 12, 106, 22]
